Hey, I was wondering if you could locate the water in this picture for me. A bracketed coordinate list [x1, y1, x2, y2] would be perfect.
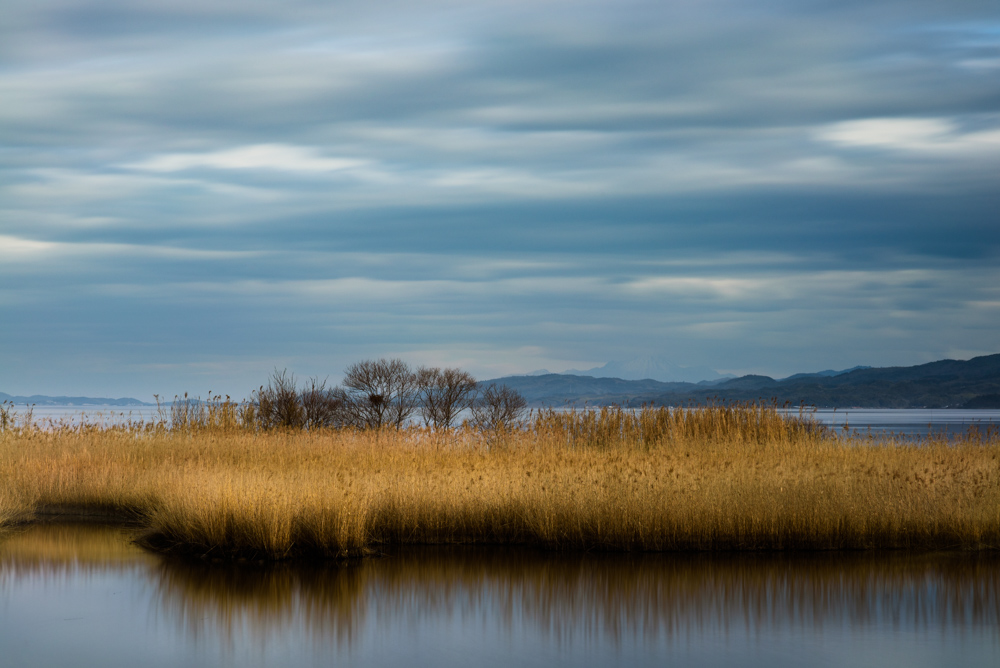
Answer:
[10, 405, 1000, 439]
[783, 408, 1000, 439]
[13, 405, 164, 427]
[2, 524, 998, 667]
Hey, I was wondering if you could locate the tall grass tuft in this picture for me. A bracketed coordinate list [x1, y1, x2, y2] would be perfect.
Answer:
[169, 393, 245, 432]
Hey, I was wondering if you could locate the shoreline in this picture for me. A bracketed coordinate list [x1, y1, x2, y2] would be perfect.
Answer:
[5, 503, 998, 563]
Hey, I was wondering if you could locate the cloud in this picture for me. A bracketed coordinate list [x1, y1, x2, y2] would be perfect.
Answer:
[127, 144, 369, 173]
[0, 234, 58, 259]
[818, 116, 1000, 154]
[1, 0, 999, 395]
[0, 234, 261, 272]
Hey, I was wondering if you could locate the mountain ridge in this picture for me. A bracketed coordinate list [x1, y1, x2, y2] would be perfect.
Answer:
[0, 392, 152, 407]
[6, 355, 999, 410]
[486, 354, 1000, 408]
[561, 356, 733, 383]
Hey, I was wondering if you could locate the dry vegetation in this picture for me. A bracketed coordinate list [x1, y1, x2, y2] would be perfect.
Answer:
[1, 404, 998, 559]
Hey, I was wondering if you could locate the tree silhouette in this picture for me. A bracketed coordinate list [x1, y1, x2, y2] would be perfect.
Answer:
[417, 367, 478, 429]
[471, 384, 527, 433]
[342, 358, 420, 429]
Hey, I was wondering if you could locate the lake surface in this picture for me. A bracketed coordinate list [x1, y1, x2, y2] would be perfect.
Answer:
[784, 408, 1000, 439]
[18, 405, 1000, 439]
[2, 524, 998, 667]
[15, 405, 164, 427]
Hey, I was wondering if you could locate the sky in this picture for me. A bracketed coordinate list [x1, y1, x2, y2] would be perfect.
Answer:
[1, 0, 999, 400]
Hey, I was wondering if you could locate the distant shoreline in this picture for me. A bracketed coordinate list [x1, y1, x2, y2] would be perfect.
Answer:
[5, 352, 998, 411]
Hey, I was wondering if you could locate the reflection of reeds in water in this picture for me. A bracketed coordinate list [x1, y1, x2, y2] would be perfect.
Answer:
[2, 405, 999, 555]
[4, 525, 999, 650]
[151, 547, 1000, 649]
[0, 523, 156, 577]
[151, 560, 370, 649]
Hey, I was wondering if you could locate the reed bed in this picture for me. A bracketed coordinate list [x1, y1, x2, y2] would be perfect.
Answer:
[1, 405, 998, 558]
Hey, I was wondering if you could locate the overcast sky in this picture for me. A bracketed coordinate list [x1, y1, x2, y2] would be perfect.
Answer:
[2, 0, 998, 399]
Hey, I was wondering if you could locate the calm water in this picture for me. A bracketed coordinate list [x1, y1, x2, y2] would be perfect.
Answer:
[16, 405, 164, 427]
[1, 524, 998, 667]
[785, 409, 1000, 439]
[18, 405, 1000, 439]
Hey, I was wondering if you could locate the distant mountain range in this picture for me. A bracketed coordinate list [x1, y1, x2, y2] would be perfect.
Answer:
[486, 354, 1000, 409]
[555, 356, 734, 383]
[780, 366, 873, 381]
[6, 354, 999, 410]
[533, 355, 869, 384]
[0, 392, 152, 407]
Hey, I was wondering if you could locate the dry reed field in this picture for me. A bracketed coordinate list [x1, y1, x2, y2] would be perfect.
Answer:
[1, 404, 998, 558]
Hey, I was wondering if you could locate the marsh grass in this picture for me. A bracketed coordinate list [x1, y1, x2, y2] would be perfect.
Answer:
[1, 405, 998, 558]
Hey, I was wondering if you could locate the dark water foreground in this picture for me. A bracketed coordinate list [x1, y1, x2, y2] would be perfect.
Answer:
[1, 525, 998, 667]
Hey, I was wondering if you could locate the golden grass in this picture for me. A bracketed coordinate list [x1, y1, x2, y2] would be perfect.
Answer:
[1, 405, 998, 558]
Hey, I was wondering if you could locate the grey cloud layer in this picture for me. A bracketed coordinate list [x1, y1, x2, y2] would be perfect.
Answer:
[1, 0, 998, 396]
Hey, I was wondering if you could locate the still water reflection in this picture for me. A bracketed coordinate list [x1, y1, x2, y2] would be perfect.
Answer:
[2, 524, 998, 667]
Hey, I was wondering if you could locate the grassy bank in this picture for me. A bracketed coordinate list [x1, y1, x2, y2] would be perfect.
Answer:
[1, 405, 998, 558]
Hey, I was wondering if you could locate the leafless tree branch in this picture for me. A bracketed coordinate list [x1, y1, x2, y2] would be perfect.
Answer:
[417, 366, 478, 429]
[470, 384, 528, 434]
[342, 358, 420, 429]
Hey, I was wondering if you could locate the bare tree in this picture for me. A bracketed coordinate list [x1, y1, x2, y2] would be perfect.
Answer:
[470, 384, 528, 433]
[252, 369, 305, 429]
[299, 377, 347, 429]
[342, 358, 420, 429]
[416, 367, 478, 430]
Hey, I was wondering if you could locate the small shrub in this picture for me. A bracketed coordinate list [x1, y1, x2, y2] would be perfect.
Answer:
[252, 369, 306, 429]
[471, 384, 527, 434]
[300, 377, 347, 429]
